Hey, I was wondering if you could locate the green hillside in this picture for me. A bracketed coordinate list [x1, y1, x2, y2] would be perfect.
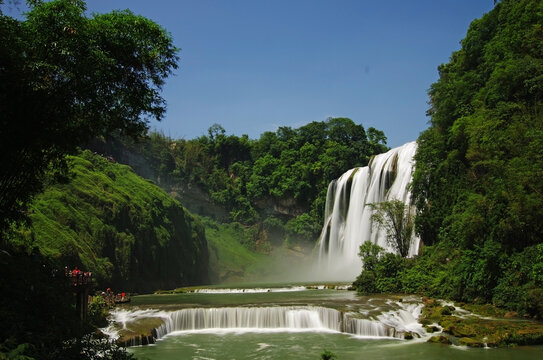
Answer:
[355, 0, 543, 319]
[12, 150, 209, 293]
[410, 0, 543, 312]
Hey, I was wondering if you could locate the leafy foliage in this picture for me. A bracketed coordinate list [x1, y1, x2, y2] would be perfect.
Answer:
[353, 241, 406, 295]
[63, 335, 135, 360]
[87, 296, 109, 328]
[320, 350, 337, 360]
[0, 0, 178, 234]
[354, 1, 543, 317]
[368, 200, 414, 257]
[202, 217, 266, 283]
[0, 249, 79, 359]
[412, 0, 543, 250]
[0, 246, 137, 359]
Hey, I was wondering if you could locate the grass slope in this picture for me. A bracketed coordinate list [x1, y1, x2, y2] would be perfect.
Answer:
[12, 150, 209, 292]
[202, 218, 266, 283]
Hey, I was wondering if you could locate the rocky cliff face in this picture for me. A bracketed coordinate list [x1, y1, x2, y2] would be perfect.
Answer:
[167, 183, 230, 222]
[254, 197, 305, 218]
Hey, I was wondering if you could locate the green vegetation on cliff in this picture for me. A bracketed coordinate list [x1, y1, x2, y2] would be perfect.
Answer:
[11, 150, 209, 293]
[355, 0, 543, 320]
[0, 0, 178, 235]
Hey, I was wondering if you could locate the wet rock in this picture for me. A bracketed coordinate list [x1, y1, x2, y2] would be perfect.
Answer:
[441, 306, 455, 316]
[504, 311, 518, 319]
[427, 335, 452, 345]
[458, 337, 484, 347]
[425, 325, 439, 333]
[450, 325, 476, 338]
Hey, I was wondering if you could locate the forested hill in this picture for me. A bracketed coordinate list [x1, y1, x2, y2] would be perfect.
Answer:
[11, 151, 209, 292]
[357, 0, 543, 317]
[91, 117, 388, 245]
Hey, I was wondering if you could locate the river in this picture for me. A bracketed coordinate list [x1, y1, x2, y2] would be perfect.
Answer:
[102, 283, 543, 359]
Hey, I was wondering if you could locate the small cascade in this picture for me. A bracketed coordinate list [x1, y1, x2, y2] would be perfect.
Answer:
[190, 286, 307, 294]
[376, 301, 425, 338]
[316, 141, 419, 280]
[343, 317, 392, 338]
[188, 285, 350, 294]
[155, 306, 341, 337]
[152, 304, 425, 340]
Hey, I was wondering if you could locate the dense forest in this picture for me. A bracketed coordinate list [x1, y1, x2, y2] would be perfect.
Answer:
[93, 117, 388, 246]
[355, 0, 543, 319]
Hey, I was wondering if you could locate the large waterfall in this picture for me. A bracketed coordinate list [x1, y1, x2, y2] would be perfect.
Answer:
[316, 141, 419, 280]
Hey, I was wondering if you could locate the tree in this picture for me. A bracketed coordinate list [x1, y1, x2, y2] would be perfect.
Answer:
[354, 240, 406, 294]
[352, 241, 384, 294]
[207, 123, 225, 140]
[357, 240, 384, 272]
[367, 126, 388, 154]
[0, 0, 178, 235]
[368, 200, 414, 257]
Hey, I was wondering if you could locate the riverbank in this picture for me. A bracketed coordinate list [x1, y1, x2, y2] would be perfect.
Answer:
[421, 297, 543, 347]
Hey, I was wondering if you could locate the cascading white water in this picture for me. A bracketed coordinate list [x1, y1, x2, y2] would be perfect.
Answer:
[152, 304, 425, 339]
[316, 142, 419, 280]
[155, 306, 341, 337]
[343, 317, 394, 338]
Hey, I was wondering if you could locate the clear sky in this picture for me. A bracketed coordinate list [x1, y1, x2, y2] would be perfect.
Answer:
[18, 0, 496, 147]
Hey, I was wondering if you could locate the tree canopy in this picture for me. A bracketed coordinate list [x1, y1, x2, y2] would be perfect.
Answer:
[0, 0, 178, 235]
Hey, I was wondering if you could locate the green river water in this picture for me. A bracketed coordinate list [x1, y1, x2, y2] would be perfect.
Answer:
[105, 284, 543, 360]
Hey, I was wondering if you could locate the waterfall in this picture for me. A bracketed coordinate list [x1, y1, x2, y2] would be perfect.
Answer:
[153, 305, 424, 339]
[316, 142, 419, 280]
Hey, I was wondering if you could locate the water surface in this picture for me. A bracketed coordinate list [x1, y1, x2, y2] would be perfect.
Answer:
[109, 285, 543, 360]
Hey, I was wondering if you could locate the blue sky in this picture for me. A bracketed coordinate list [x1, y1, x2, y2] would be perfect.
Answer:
[17, 0, 495, 147]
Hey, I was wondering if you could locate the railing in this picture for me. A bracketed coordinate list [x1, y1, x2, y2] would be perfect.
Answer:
[66, 269, 92, 287]
[65, 268, 93, 320]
